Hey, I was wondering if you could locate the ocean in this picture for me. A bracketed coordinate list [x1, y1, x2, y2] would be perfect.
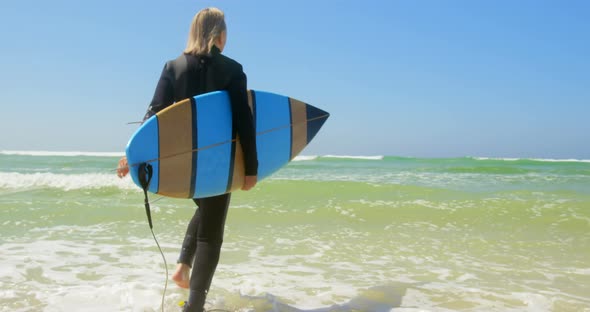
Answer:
[0, 151, 589, 312]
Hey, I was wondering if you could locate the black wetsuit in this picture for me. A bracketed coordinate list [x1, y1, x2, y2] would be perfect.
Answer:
[145, 46, 258, 311]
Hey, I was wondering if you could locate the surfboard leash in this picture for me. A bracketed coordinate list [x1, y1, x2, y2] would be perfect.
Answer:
[138, 163, 169, 312]
[138, 163, 154, 228]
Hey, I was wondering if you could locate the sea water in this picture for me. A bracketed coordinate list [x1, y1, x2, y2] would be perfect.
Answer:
[0, 152, 589, 312]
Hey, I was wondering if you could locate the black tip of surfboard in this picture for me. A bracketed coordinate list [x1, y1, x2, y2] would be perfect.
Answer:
[306, 104, 329, 144]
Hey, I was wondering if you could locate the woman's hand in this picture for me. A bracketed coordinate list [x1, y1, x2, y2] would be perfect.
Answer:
[242, 175, 257, 191]
[117, 156, 129, 178]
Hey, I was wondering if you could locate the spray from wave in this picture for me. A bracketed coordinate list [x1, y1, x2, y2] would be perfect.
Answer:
[0, 151, 124, 157]
[0, 172, 136, 191]
[470, 156, 590, 163]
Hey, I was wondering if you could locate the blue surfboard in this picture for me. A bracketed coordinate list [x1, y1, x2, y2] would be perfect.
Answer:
[126, 90, 329, 198]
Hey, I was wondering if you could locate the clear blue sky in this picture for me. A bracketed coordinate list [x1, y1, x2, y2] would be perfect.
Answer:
[1, 0, 588, 158]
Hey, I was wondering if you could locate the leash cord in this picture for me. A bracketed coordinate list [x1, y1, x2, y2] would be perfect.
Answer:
[150, 226, 168, 312]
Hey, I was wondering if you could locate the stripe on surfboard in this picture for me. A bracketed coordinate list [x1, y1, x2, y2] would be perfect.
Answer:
[289, 98, 308, 160]
[189, 98, 198, 198]
[305, 103, 329, 145]
[156, 98, 194, 198]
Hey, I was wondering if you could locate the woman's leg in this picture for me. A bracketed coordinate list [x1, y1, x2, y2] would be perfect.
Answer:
[172, 199, 202, 288]
[186, 193, 231, 311]
[179, 199, 202, 265]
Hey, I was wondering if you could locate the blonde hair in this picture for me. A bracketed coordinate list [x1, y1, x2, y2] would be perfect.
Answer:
[184, 7, 227, 55]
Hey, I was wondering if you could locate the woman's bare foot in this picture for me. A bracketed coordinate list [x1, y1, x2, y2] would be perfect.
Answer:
[171, 263, 190, 289]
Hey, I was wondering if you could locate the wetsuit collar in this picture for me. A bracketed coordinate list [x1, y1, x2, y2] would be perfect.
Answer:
[210, 45, 221, 55]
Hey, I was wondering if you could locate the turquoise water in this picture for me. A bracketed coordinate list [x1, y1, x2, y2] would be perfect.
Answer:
[0, 152, 589, 311]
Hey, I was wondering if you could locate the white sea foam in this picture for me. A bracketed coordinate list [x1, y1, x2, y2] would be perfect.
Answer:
[322, 155, 384, 160]
[0, 150, 124, 157]
[293, 155, 385, 161]
[2, 216, 588, 311]
[530, 158, 590, 163]
[291, 155, 318, 161]
[472, 156, 590, 163]
[0, 233, 183, 312]
[0, 172, 136, 191]
[472, 157, 521, 161]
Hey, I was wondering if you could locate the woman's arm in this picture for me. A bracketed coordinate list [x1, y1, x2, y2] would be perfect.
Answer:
[143, 63, 175, 121]
[226, 66, 258, 179]
[118, 64, 174, 178]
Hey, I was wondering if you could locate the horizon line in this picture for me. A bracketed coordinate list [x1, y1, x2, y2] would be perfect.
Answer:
[1, 150, 589, 163]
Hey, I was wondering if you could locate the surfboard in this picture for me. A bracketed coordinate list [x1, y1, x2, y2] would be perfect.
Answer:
[125, 90, 329, 198]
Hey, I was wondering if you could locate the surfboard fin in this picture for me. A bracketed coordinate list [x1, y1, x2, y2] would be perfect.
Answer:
[138, 163, 154, 229]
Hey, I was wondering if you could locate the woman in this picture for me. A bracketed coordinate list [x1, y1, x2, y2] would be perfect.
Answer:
[117, 7, 258, 312]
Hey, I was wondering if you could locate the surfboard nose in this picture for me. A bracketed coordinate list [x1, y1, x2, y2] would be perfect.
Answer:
[306, 104, 329, 144]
